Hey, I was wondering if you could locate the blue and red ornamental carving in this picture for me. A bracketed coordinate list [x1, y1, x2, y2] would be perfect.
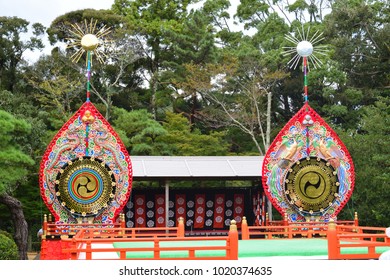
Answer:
[39, 101, 132, 223]
[262, 103, 354, 222]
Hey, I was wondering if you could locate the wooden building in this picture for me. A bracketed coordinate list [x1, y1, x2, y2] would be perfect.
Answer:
[125, 156, 266, 234]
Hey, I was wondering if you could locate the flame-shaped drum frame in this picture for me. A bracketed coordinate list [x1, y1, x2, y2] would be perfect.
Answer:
[39, 101, 132, 223]
[262, 103, 355, 222]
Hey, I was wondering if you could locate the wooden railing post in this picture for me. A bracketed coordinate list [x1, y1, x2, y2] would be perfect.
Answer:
[283, 213, 289, 238]
[42, 214, 48, 237]
[154, 239, 160, 259]
[283, 213, 288, 226]
[120, 213, 126, 235]
[228, 220, 239, 260]
[177, 217, 185, 237]
[288, 225, 293, 239]
[241, 216, 249, 240]
[307, 218, 313, 238]
[354, 212, 359, 227]
[308, 227, 313, 238]
[120, 249, 126, 260]
[70, 239, 78, 260]
[86, 241, 92, 260]
[327, 219, 338, 260]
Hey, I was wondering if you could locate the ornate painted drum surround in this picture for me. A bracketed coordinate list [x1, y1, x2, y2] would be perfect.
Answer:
[262, 103, 355, 222]
[39, 101, 132, 223]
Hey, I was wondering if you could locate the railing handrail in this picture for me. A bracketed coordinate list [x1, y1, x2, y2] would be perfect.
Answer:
[336, 225, 387, 232]
[327, 221, 390, 260]
[63, 242, 233, 260]
[60, 223, 238, 260]
[70, 229, 229, 242]
[44, 223, 179, 237]
[241, 223, 329, 239]
[240, 216, 362, 240]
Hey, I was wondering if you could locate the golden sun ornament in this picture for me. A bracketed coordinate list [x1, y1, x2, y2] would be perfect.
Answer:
[67, 18, 112, 64]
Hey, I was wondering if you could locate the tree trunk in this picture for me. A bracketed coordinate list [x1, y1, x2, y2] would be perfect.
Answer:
[151, 73, 158, 120]
[0, 193, 28, 260]
[266, 90, 272, 151]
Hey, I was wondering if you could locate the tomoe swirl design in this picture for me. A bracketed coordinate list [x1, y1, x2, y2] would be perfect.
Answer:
[55, 156, 116, 217]
[284, 157, 339, 215]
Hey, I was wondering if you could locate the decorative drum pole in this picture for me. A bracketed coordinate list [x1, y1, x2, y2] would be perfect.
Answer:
[39, 19, 132, 224]
[262, 27, 355, 223]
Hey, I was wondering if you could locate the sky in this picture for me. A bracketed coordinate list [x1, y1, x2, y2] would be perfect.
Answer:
[1, 0, 115, 27]
[1, 0, 115, 62]
[1, 0, 242, 62]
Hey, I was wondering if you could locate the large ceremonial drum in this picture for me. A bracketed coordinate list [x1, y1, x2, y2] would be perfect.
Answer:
[39, 102, 132, 223]
[262, 103, 354, 222]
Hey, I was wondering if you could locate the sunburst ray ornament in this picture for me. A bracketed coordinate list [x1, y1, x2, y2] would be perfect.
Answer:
[283, 26, 328, 70]
[283, 26, 328, 103]
[261, 26, 355, 223]
[39, 19, 132, 224]
[66, 19, 112, 103]
[67, 18, 112, 65]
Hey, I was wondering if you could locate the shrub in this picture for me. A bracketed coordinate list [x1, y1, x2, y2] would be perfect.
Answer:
[0, 233, 18, 260]
[0, 230, 13, 240]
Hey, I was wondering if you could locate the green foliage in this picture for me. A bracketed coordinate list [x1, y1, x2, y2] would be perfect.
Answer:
[341, 97, 390, 226]
[0, 91, 47, 237]
[0, 110, 35, 194]
[161, 112, 229, 156]
[163, 9, 218, 128]
[0, 230, 13, 240]
[113, 0, 192, 36]
[324, 0, 390, 89]
[112, 0, 203, 117]
[0, 16, 44, 92]
[288, 0, 309, 12]
[253, 12, 289, 52]
[24, 51, 84, 121]
[112, 109, 229, 156]
[0, 233, 18, 260]
[236, 0, 270, 29]
[112, 108, 169, 155]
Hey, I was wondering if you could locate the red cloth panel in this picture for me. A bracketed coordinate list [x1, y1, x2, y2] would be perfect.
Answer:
[175, 194, 186, 226]
[213, 194, 225, 228]
[252, 191, 261, 226]
[233, 193, 245, 228]
[134, 194, 146, 227]
[155, 194, 165, 227]
[194, 194, 206, 229]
